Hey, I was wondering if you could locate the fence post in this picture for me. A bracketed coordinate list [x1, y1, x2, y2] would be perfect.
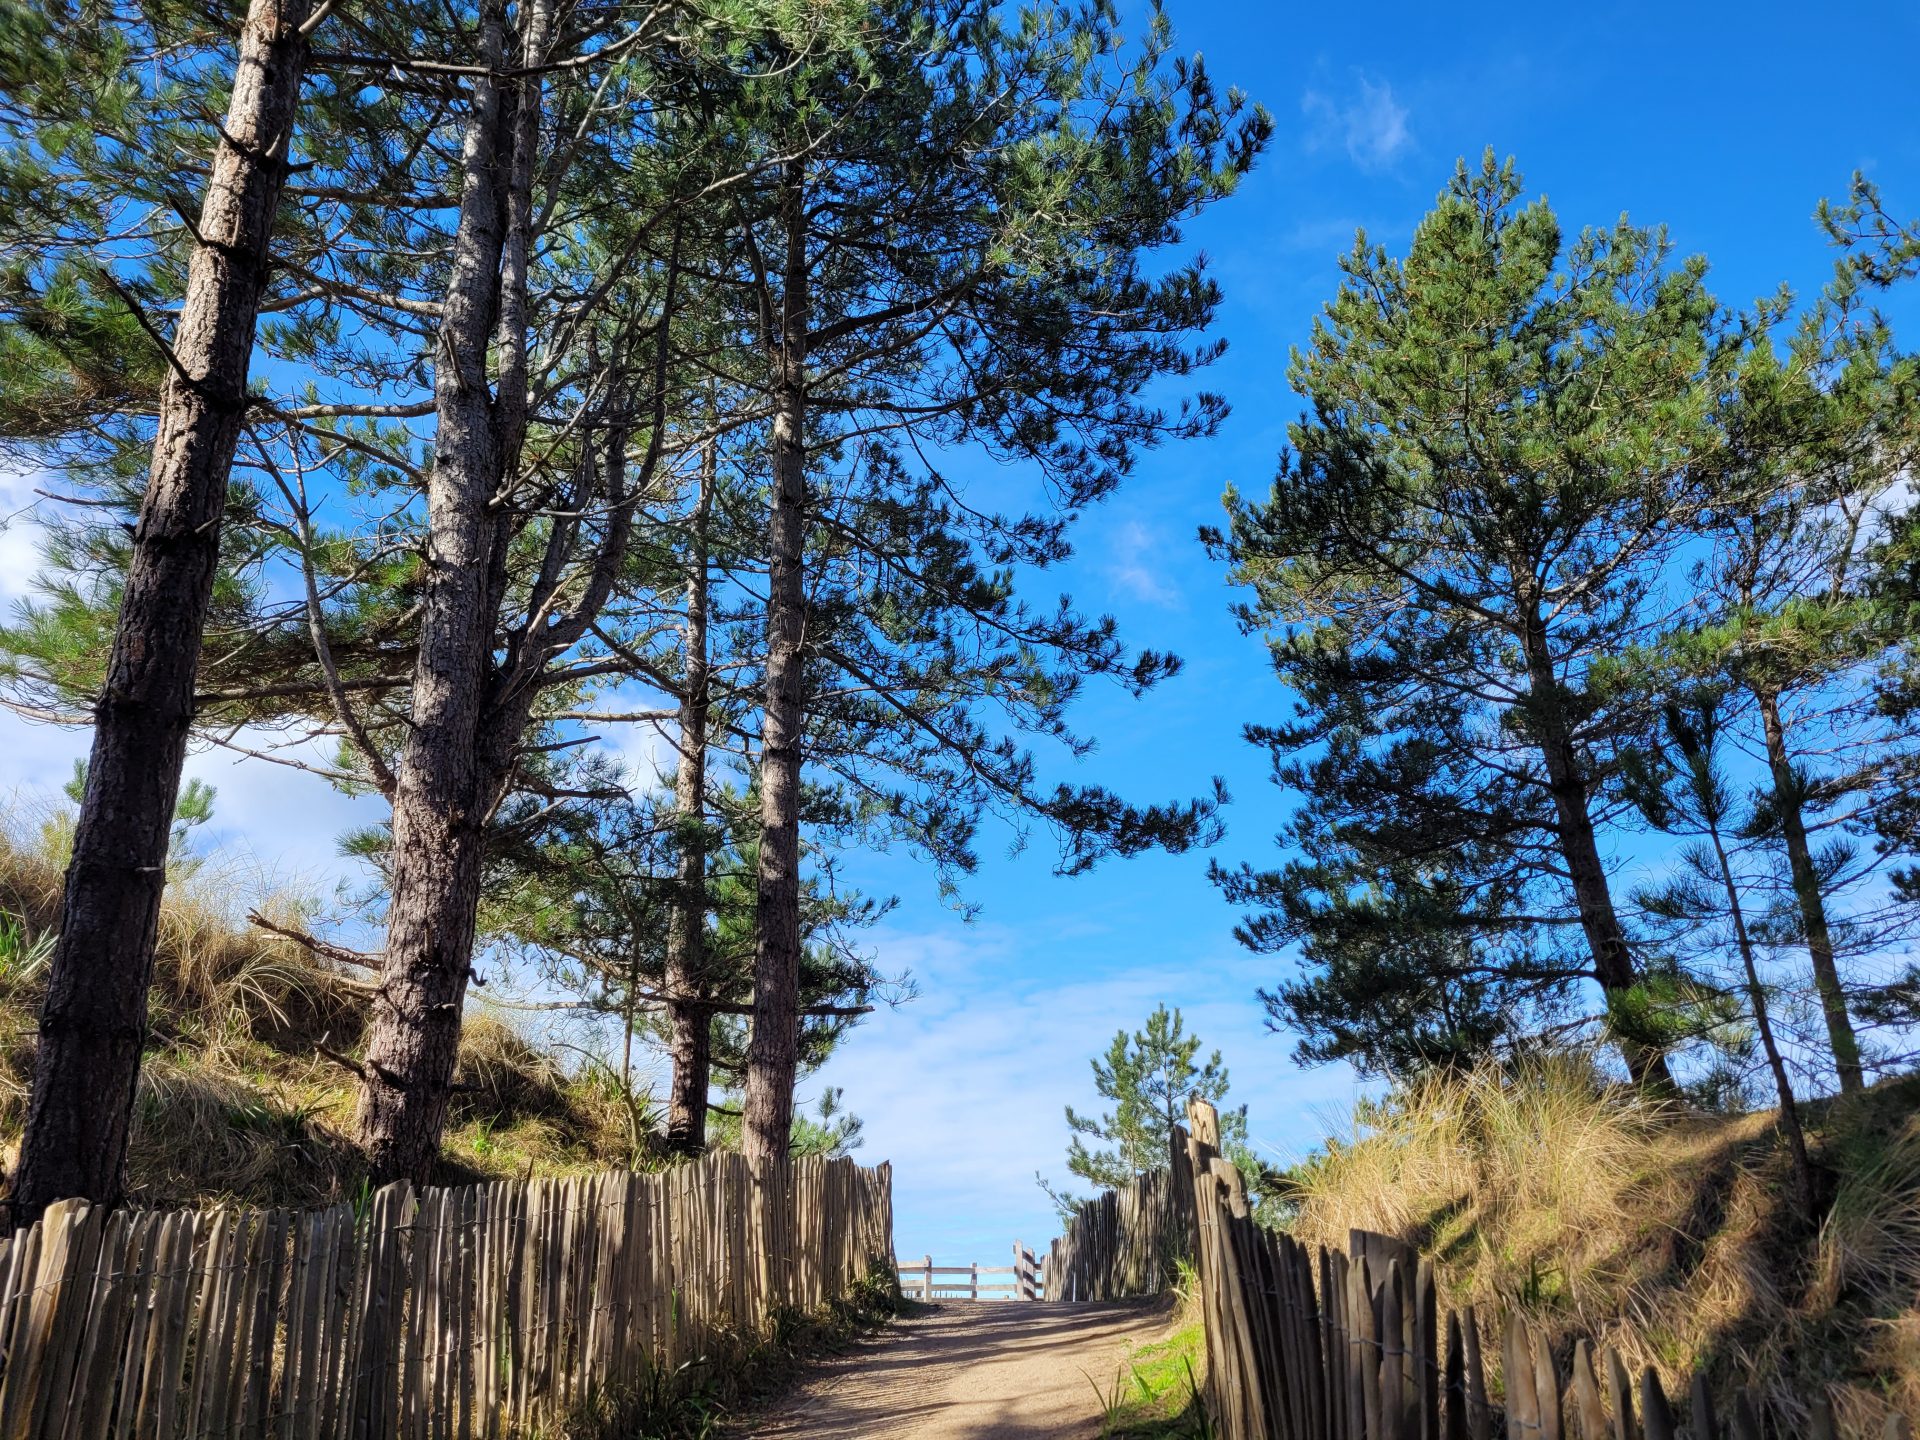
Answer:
[922, 1254, 933, 1302]
[970, 1260, 979, 1302]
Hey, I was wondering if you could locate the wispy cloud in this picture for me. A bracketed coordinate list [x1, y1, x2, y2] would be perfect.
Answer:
[0, 465, 49, 608]
[1301, 71, 1413, 172]
[1106, 519, 1185, 609]
[810, 922, 1363, 1261]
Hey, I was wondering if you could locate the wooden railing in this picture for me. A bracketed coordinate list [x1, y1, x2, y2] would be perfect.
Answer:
[896, 1242, 1043, 1301]
[0, 1153, 894, 1439]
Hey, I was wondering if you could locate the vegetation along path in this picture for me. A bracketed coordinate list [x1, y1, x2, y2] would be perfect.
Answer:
[753, 1300, 1170, 1439]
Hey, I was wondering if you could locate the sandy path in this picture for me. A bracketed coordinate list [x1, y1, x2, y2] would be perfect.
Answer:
[751, 1300, 1166, 1439]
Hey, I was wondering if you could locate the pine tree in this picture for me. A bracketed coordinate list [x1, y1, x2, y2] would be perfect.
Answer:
[1210, 154, 1747, 1086]
[1049, 1004, 1240, 1201]
[721, 0, 1267, 1162]
[2, 0, 333, 1222]
[1662, 276, 1920, 1094]
[1622, 685, 1814, 1209]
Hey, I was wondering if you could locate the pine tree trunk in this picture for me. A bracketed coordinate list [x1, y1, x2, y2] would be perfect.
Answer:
[355, 793, 490, 1182]
[8, 0, 312, 1224]
[352, 0, 537, 1184]
[743, 164, 809, 1165]
[1756, 687, 1865, 1094]
[665, 447, 714, 1156]
[1696, 779, 1816, 1213]
[666, 1008, 713, 1154]
[1520, 615, 1674, 1089]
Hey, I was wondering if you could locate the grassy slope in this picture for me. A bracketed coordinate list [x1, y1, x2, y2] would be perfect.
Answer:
[1100, 1316, 1212, 1439]
[1086, 1274, 1215, 1439]
[0, 803, 635, 1209]
[1284, 1057, 1920, 1433]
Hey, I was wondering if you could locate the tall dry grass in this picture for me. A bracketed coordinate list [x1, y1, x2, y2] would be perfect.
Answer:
[1284, 1057, 1920, 1432]
[0, 796, 635, 1207]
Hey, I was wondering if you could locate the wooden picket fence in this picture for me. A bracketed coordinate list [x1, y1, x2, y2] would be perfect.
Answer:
[1041, 1160, 1194, 1303]
[1181, 1098, 1912, 1440]
[0, 1152, 893, 1439]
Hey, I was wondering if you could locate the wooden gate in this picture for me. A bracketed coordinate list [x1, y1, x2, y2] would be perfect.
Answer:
[896, 1242, 1043, 1300]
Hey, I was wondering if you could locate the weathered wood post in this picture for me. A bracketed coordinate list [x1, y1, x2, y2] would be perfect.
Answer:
[922, 1254, 933, 1302]
[969, 1260, 979, 1301]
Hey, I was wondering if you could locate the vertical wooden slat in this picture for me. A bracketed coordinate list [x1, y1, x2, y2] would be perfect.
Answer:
[1639, 1369, 1676, 1440]
[1604, 1350, 1637, 1440]
[1532, 1323, 1563, 1440]
[1687, 1374, 1717, 1440]
[1568, 1340, 1607, 1440]
[1415, 1260, 1438, 1440]
[1466, 1313, 1497, 1440]
[0, 1220, 44, 1428]
[453, 1185, 477, 1440]
[1380, 1261, 1406, 1440]
[1503, 1314, 1539, 1440]
[472, 1184, 498, 1440]
[1353, 1256, 1381, 1440]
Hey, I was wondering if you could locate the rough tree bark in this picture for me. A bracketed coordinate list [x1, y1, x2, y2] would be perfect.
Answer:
[1521, 611, 1676, 1089]
[665, 444, 715, 1155]
[8, 0, 315, 1224]
[352, 0, 544, 1183]
[350, 0, 670, 1181]
[1756, 688, 1865, 1094]
[743, 163, 809, 1165]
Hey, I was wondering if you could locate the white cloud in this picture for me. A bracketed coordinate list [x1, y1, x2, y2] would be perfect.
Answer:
[1302, 72, 1413, 172]
[0, 707, 383, 896]
[808, 921, 1363, 1264]
[1106, 519, 1185, 609]
[178, 731, 384, 892]
[0, 465, 51, 608]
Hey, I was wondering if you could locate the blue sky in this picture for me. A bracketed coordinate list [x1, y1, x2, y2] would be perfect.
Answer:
[4, 0, 1920, 1266]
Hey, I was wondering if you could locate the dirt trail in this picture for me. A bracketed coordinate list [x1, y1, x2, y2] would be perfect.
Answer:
[751, 1300, 1168, 1439]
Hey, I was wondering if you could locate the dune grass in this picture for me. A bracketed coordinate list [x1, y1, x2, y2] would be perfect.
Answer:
[1282, 1055, 1920, 1433]
[0, 797, 636, 1208]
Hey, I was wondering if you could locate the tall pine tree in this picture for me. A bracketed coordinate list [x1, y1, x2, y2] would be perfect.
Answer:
[1212, 155, 1747, 1085]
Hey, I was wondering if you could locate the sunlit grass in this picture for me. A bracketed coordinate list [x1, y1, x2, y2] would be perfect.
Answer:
[1283, 1056, 1920, 1434]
